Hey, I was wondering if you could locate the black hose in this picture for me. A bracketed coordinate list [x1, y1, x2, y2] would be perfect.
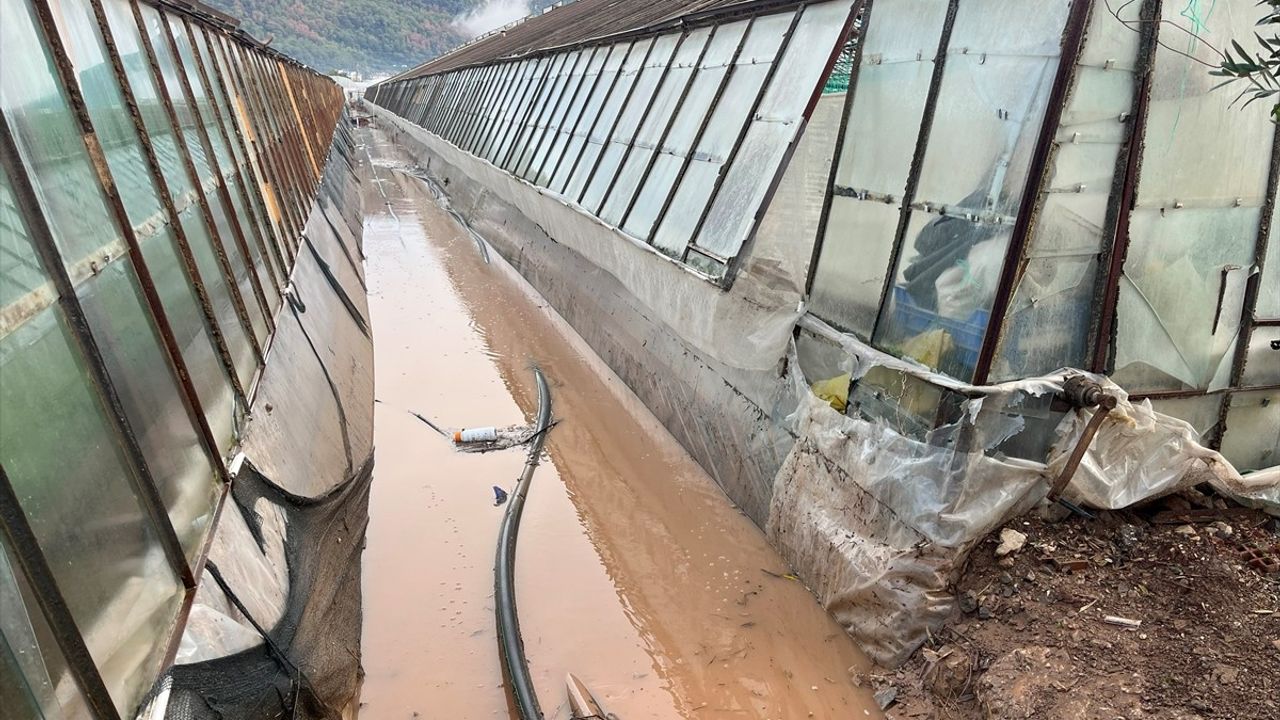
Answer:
[495, 367, 553, 719]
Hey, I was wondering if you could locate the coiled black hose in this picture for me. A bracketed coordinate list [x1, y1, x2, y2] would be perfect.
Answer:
[495, 367, 553, 719]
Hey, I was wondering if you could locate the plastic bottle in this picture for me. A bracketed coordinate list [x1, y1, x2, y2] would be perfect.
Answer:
[453, 426, 499, 444]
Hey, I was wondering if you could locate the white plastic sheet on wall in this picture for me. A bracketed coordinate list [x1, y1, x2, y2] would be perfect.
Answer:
[772, 315, 1280, 667]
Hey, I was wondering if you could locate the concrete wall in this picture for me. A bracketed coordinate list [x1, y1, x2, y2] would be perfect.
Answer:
[367, 95, 844, 524]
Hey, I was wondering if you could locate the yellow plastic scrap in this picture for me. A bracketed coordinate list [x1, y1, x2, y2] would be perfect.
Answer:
[811, 373, 851, 413]
[901, 328, 954, 369]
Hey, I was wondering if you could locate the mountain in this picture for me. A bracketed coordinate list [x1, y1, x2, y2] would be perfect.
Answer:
[206, 0, 566, 77]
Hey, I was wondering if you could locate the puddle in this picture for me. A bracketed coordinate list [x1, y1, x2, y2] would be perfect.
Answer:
[357, 124, 884, 719]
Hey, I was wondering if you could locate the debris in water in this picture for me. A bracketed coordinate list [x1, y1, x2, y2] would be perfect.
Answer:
[493, 487, 509, 506]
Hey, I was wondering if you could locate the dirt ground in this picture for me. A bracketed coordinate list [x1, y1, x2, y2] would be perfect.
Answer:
[873, 492, 1280, 720]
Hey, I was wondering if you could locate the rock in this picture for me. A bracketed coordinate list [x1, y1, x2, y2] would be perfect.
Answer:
[926, 647, 972, 698]
[1174, 524, 1197, 536]
[874, 686, 898, 709]
[995, 528, 1028, 557]
[1210, 664, 1240, 685]
[1209, 521, 1234, 537]
[959, 590, 979, 614]
[978, 607, 994, 621]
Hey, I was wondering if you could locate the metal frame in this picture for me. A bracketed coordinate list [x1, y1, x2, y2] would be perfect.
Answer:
[0, 466, 121, 720]
[566, 41, 649, 200]
[0, 114, 193, 588]
[971, 0, 1092, 384]
[679, 5, 807, 268]
[585, 36, 684, 211]
[130, 0, 266, 365]
[1089, 0, 1160, 375]
[640, 16, 755, 242]
[0, 0, 348, 712]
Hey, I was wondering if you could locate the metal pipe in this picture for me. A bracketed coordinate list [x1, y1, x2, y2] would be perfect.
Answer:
[495, 367, 554, 720]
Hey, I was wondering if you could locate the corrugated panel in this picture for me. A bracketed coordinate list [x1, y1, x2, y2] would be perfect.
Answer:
[399, 0, 798, 78]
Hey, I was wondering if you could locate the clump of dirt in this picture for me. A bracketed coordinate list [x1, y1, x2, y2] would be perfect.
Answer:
[874, 494, 1280, 720]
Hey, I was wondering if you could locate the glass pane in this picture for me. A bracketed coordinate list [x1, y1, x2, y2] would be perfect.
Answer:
[990, 2, 1141, 380]
[1218, 390, 1280, 472]
[809, 197, 902, 336]
[833, 0, 949, 194]
[537, 49, 598, 187]
[191, 26, 282, 301]
[1260, 204, 1280, 320]
[517, 56, 570, 175]
[483, 60, 534, 161]
[1113, 2, 1273, 392]
[562, 42, 644, 196]
[695, 3, 852, 260]
[491, 57, 547, 162]
[1259, 203, 1279, 320]
[1241, 326, 1280, 387]
[871, 0, 1071, 382]
[558, 43, 633, 196]
[139, 3, 269, 353]
[576, 35, 677, 203]
[1, 305, 184, 716]
[1148, 395, 1222, 442]
[1, 0, 120, 268]
[599, 28, 711, 223]
[1, 537, 94, 720]
[0, 163, 45, 308]
[650, 14, 790, 255]
[53, 0, 236, 449]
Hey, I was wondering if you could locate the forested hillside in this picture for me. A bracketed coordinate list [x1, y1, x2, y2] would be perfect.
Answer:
[207, 0, 564, 76]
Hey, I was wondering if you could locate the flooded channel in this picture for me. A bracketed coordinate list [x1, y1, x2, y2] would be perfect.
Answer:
[357, 122, 883, 720]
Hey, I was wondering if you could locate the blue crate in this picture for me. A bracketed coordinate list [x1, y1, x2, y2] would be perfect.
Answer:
[890, 286, 990, 369]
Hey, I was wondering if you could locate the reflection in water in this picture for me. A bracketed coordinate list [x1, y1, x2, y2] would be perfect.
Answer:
[358, 122, 881, 719]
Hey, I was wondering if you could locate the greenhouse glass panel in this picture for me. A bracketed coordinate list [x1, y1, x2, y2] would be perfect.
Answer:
[694, 1, 854, 260]
[1112, 2, 1272, 392]
[1, 535, 94, 719]
[990, 1, 1141, 381]
[0, 304, 183, 717]
[650, 12, 792, 256]
[566, 41, 646, 197]
[871, 0, 1070, 383]
[600, 27, 711, 223]
[576, 35, 677, 205]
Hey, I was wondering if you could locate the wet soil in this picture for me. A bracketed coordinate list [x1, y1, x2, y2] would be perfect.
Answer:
[883, 496, 1280, 720]
[356, 122, 883, 719]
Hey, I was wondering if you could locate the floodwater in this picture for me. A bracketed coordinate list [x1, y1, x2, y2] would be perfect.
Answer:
[357, 121, 883, 720]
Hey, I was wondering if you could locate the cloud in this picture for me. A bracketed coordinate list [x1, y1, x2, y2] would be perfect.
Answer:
[454, 0, 532, 38]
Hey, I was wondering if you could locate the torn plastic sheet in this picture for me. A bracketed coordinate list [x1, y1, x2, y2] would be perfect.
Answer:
[770, 314, 1280, 667]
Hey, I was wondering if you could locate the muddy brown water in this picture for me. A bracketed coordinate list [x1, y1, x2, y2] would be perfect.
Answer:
[357, 123, 883, 720]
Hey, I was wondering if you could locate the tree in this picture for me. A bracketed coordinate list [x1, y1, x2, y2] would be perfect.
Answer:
[1213, 0, 1280, 121]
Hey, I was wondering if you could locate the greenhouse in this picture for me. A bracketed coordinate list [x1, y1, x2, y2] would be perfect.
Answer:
[367, 0, 1278, 664]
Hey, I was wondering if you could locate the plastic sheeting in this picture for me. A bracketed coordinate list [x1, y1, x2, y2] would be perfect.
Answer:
[771, 314, 1280, 667]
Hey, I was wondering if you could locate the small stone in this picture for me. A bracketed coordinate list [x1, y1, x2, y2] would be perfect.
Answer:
[959, 590, 979, 614]
[995, 528, 1028, 557]
[1272, 639, 1280, 652]
[978, 607, 993, 621]
[874, 686, 898, 709]
[999, 571, 1014, 585]
[1174, 524, 1197, 536]
[1210, 521, 1234, 537]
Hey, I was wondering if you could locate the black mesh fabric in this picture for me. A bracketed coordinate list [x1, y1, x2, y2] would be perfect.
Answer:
[158, 458, 371, 720]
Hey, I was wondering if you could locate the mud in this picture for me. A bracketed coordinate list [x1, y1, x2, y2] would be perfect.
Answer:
[356, 121, 883, 720]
